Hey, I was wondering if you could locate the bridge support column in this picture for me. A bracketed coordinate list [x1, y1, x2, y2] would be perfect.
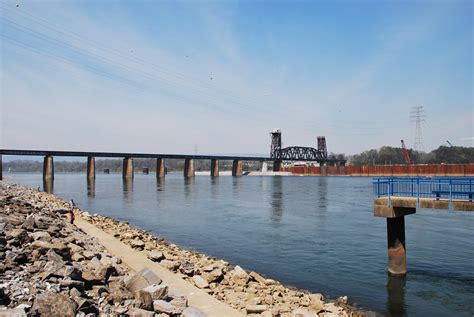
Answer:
[43, 156, 54, 181]
[273, 160, 281, 172]
[123, 157, 134, 179]
[211, 159, 219, 177]
[87, 156, 95, 180]
[184, 159, 194, 178]
[232, 160, 243, 176]
[0, 155, 2, 180]
[156, 158, 165, 178]
[387, 217, 406, 277]
[374, 203, 416, 277]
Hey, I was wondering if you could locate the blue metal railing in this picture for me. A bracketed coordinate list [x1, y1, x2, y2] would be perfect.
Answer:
[373, 177, 474, 205]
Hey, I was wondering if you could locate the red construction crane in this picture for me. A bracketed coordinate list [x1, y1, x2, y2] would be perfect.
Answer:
[401, 140, 413, 165]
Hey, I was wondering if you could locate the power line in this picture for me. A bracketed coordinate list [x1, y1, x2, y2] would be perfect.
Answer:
[410, 106, 426, 152]
[0, 34, 249, 116]
[0, 17, 262, 116]
[0, 4, 266, 113]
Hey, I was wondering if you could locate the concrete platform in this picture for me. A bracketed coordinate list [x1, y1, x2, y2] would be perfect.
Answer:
[374, 197, 474, 217]
[74, 216, 244, 317]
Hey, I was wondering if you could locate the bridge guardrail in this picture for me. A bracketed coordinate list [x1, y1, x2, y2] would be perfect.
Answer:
[373, 177, 474, 206]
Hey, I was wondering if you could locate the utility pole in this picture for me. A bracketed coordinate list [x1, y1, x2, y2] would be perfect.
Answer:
[410, 106, 426, 152]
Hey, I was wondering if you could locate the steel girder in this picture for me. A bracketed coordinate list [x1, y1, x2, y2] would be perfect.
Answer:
[272, 146, 327, 162]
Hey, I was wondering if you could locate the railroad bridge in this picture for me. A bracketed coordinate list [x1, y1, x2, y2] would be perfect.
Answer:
[0, 130, 343, 182]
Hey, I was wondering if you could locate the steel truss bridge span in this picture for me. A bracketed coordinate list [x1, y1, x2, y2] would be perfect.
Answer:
[0, 149, 335, 162]
[274, 146, 327, 162]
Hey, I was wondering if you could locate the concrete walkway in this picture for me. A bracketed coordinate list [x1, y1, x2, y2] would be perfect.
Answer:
[74, 216, 244, 317]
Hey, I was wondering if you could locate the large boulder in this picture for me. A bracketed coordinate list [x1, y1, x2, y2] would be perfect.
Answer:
[147, 250, 165, 262]
[232, 265, 249, 279]
[6, 229, 29, 245]
[139, 284, 168, 300]
[0, 308, 27, 317]
[191, 275, 209, 289]
[31, 292, 77, 317]
[30, 241, 70, 260]
[29, 231, 52, 242]
[153, 300, 174, 314]
[126, 268, 162, 293]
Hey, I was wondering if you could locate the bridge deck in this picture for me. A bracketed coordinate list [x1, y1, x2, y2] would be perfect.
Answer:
[0, 149, 274, 161]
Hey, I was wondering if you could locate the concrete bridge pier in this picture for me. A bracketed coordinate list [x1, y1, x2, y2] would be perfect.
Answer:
[123, 157, 134, 179]
[156, 158, 165, 178]
[87, 156, 95, 180]
[232, 160, 243, 176]
[374, 202, 416, 277]
[87, 177, 95, 197]
[273, 160, 281, 172]
[386, 217, 407, 277]
[211, 159, 219, 177]
[0, 155, 2, 180]
[184, 159, 194, 178]
[43, 156, 54, 181]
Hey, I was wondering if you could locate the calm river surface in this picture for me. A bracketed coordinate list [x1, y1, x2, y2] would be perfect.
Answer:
[5, 173, 474, 316]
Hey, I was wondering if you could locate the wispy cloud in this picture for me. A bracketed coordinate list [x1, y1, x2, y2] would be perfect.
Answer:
[1, 1, 471, 155]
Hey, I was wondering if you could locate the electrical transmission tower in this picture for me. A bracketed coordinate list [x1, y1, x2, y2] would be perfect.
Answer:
[410, 106, 426, 152]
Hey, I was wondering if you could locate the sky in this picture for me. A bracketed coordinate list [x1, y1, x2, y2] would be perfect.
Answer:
[1, 0, 472, 157]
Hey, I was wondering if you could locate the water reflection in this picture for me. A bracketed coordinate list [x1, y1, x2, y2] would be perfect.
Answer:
[184, 177, 195, 198]
[270, 177, 283, 222]
[231, 177, 242, 198]
[87, 178, 95, 197]
[156, 177, 165, 191]
[122, 178, 134, 204]
[386, 275, 407, 317]
[42, 179, 54, 194]
[210, 176, 219, 199]
[317, 177, 328, 211]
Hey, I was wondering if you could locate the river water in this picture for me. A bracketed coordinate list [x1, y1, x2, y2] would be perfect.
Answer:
[4, 173, 474, 316]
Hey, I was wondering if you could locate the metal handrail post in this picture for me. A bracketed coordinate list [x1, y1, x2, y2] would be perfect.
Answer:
[388, 178, 391, 206]
[416, 178, 420, 208]
[449, 179, 453, 211]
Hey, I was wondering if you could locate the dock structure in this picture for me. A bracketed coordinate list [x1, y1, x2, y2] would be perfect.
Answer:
[373, 177, 474, 276]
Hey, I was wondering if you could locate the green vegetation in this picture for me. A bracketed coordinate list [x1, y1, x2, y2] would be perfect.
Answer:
[344, 146, 474, 165]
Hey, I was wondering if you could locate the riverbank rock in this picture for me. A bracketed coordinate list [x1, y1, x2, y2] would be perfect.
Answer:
[0, 181, 360, 317]
[31, 292, 77, 317]
[126, 268, 162, 292]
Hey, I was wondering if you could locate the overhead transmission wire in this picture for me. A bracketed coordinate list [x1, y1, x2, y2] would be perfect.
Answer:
[0, 4, 266, 113]
[1, 33, 247, 117]
[1, 18, 203, 98]
[1, 18, 260, 116]
[0, 3, 243, 99]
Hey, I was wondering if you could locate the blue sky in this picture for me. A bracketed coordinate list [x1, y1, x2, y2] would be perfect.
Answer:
[1, 0, 472, 156]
